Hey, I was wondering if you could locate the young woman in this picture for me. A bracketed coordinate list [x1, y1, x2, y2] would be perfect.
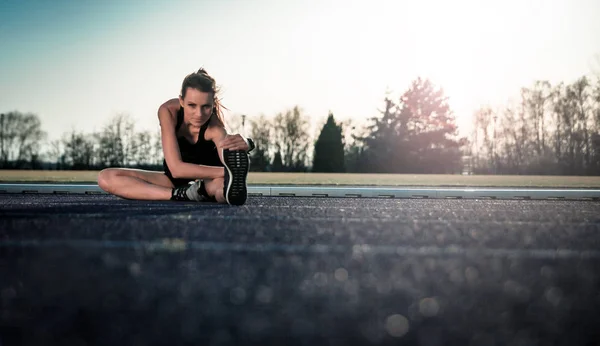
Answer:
[97, 68, 255, 205]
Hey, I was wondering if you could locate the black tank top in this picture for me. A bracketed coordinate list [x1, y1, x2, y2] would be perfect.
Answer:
[163, 107, 223, 180]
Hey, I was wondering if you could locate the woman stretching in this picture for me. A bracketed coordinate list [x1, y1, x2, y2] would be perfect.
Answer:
[97, 68, 254, 205]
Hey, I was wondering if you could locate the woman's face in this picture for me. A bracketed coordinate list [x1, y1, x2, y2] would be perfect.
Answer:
[179, 87, 214, 127]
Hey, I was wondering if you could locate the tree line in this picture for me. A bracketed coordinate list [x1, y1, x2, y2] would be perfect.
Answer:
[469, 76, 600, 175]
[1, 75, 599, 175]
[0, 112, 163, 170]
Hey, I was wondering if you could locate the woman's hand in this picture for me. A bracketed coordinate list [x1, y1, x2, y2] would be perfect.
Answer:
[218, 134, 250, 151]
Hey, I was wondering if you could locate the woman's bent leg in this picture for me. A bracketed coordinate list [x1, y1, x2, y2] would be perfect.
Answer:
[97, 168, 175, 200]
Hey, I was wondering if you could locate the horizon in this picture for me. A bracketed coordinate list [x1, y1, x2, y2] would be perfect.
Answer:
[1, 0, 599, 142]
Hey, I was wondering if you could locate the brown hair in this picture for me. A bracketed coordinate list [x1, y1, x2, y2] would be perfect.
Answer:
[180, 68, 226, 127]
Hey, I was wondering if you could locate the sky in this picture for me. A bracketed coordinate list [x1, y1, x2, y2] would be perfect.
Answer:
[1, 0, 599, 143]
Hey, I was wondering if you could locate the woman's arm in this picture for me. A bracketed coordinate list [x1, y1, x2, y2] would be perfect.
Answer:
[205, 117, 252, 172]
[207, 122, 251, 152]
[157, 104, 224, 180]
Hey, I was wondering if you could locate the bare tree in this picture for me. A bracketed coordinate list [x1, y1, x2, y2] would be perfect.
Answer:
[471, 106, 493, 172]
[152, 129, 163, 166]
[63, 130, 96, 169]
[561, 84, 577, 173]
[96, 113, 137, 167]
[272, 106, 311, 171]
[592, 77, 600, 173]
[132, 130, 154, 167]
[572, 77, 593, 172]
[46, 139, 65, 169]
[522, 81, 552, 157]
[499, 105, 520, 173]
[248, 114, 272, 171]
[552, 82, 566, 170]
[0, 111, 46, 168]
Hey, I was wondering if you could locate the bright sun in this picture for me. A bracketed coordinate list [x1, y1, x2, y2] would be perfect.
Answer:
[351, 0, 541, 136]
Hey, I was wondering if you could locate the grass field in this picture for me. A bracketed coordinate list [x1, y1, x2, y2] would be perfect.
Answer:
[1, 170, 599, 187]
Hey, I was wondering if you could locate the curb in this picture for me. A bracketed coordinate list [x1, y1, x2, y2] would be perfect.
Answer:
[0, 183, 599, 200]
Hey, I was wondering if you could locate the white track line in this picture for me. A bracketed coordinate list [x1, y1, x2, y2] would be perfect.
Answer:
[2, 239, 599, 259]
[1, 184, 599, 200]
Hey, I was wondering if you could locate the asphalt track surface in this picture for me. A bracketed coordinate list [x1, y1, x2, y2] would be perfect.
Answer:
[1, 194, 599, 346]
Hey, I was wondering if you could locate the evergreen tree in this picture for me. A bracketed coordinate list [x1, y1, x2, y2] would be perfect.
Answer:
[271, 151, 284, 172]
[312, 112, 346, 172]
[358, 97, 403, 172]
[358, 78, 463, 173]
[399, 78, 463, 173]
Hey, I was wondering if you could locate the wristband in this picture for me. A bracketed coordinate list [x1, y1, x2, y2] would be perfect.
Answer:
[241, 136, 256, 152]
[247, 137, 256, 152]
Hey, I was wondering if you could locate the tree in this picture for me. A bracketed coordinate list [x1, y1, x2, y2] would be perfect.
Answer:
[96, 113, 136, 167]
[358, 96, 402, 172]
[359, 78, 463, 173]
[467, 76, 600, 176]
[0, 111, 46, 168]
[152, 128, 163, 166]
[132, 130, 154, 168]
[271, 151, 284, 172]
[248, 114, 272, 172]
[498, 104, 526, 174]
[569, 77, 593, 173]
[46, 139, 66, 169]
[63, 130, 96, 169]
[471, 106, 494, 173]
[272, 106, 311, 171]
[400, 78, 463, 173]
[552, 82, 566, 173]
[312, 112, 346, 172]
[591, 77, 600, 174]
[522, 81, 553, 158]
[342, 119, 368, 173]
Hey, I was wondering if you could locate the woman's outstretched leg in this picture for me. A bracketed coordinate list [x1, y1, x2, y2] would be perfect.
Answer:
[97, 168, 176, 200]
[202, 178, 227, 204]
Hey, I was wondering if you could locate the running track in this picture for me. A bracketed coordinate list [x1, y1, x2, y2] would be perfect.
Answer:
[1, 194, 599, 345]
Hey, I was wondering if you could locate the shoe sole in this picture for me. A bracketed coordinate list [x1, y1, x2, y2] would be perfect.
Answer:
[223, 149, 249, 205]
